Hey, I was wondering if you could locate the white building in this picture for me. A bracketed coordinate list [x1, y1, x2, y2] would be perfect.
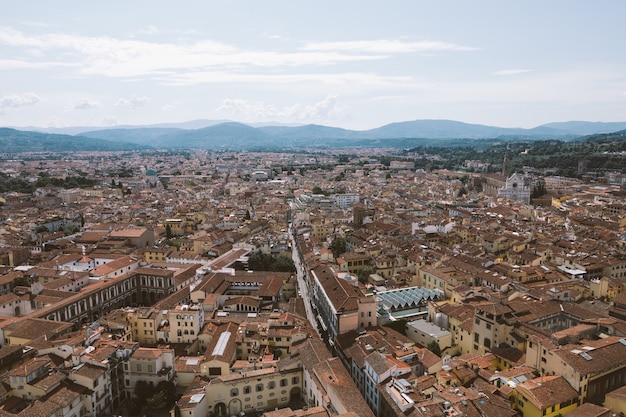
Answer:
[334, 193, 360, 208]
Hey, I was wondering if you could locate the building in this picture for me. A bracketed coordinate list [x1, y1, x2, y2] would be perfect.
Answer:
[405, 319, 452, 352]
[334, 193, 360, 208]
[126, 346, 175, 396]
[509, 375, 578, 417]
[309, 265, 377, 340]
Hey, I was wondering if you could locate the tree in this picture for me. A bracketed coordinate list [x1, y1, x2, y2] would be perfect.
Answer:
[248, 250, 273, 270]
[35, 225, 49, 234]
[329, 237, 346, 258]
[165, 224, 173, 240]
[384, 319, 408, 336]
[273, 254, 296, 272]
[427, 340, 442, 356]
[155, 381, 177, 407]
[144, 390, 167, 413]
[357, 265, 374, 283]
[248, 250, 295, 272]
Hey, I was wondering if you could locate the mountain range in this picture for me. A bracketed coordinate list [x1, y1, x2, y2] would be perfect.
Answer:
[3, 119, 626, 152]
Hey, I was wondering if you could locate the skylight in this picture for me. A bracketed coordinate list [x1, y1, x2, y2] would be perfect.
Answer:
[211, 331, 231, 357]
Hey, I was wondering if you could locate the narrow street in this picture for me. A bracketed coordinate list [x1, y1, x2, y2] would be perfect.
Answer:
[288, 222, 320, 338]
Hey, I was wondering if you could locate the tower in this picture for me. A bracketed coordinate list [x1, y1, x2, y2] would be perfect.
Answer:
[502, 151, 509, 178]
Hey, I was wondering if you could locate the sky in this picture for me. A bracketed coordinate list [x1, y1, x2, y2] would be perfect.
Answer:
[1, 1, 626, 131]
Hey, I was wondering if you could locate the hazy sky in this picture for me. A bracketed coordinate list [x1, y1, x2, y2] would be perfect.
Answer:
[1, 1, 625, 130]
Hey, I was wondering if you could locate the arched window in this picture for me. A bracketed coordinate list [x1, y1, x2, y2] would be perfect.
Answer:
[230, 388, 239, 397]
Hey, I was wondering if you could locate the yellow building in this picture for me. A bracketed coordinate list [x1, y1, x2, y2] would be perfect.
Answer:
[509, 375, 578, 417]
[525, 335, 626, 404]
[126, 307, 160, 346]
[471, 301, 514, 354]
[203, 363, 302, 416]
[433, 303, 475, 356]
[143, 247, 173, 263]
[163, 218, 186, 237]
[419, 266, 472, 299]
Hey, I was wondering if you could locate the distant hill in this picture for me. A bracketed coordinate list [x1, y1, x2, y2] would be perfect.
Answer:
[538, 121, 626, 136]
[582, 129, 626, 143]
[0, 128, 147, 153]
[4, 119, 626, 151]
[21, 119, 232, 135]
[80, 127, 183, 146]
[82, 120, 581, 149]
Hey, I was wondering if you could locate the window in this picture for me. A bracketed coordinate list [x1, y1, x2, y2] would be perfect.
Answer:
[268, 381, 275, 389]
[231, 388, 239, 397]
[243, 386, 251, 394]
[292, 376, 299, 384]
[280, 379, 288, 387]
[256, 384, 263, 392]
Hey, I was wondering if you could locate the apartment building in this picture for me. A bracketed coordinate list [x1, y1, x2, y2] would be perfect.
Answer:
[309, 264, 377, 339]
[125, 346, 175, 396]
[526, 335, 626, 404]
[168, 303, 204, 344]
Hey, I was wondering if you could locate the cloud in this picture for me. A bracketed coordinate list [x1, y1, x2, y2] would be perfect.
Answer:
[72, 98, 101, 109]
[161, 104, 177, 112]
[0, 28, 413, 81]
[301, 39, 476, 53]
[297, 95, 345, 120]
[492, 69, 533, 76]
[0, 59, 76, 70]
[101, 115, 119, 126]
[116, 96, 150, 109]
[165, 71, 419, 89]
[216, 95, 346, 122]
[46, 117, 66, 128]
[136, 26, 159, 35]
[0, 92, 41, 112]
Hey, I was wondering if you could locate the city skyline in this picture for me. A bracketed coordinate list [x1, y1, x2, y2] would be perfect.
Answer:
[1, 1, 626, 131]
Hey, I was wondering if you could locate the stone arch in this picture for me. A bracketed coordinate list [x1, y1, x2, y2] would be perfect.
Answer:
[289, 386, 301, 402]
[214, 402, 227, 417]
[228, 398, 242, 415]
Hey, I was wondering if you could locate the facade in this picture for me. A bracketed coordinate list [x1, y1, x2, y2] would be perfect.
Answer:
[205, 364, 302, 416]
[405, 319, 452, 352]
[126, 347, 175, 395]
[334, 193, 360, 208]
[499, 172, 532, 204]
[509, 375, 578, 417]
[69, 362, 111, 416]
[525, 335, 626, 404]
[310, 265, 377, 340]
[168, 303, 205, 344]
